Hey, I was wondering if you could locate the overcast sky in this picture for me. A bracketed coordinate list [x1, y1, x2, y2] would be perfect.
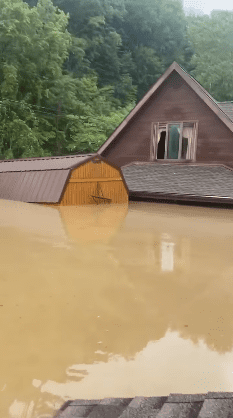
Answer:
[183, 0, 233, 15]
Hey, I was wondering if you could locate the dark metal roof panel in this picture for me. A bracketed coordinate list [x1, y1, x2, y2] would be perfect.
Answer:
[20, 172, 40, 202]
[15, 171, 29, 200]
[121, 163, 233, 200]
[55, 392, 233, 417]
[34, 170, 59, 202]
[0, 170, 69, 202]
[0, 154, 94, 172]
[1, 172, 24, 201]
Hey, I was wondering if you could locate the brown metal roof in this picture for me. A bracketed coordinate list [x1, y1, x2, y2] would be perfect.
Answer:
[0, 153, 94, 172]
[121, 162, 233, 204]
[55, 392, 233, 417]
[0, 153, 127, 203]
[97, 62, 233, 155]
[0, 154, 96, 203]
[0, 170, 69, 203]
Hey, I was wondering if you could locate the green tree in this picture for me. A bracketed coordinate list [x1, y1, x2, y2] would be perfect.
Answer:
[131, 46, 164, 101]
[120, 0, 187, 64]
[0, 0, 72, 157]
[0, 98, 55, 158]
[0, 0, 135, 158]
[186, 11, 233, 101]
[47, 75, 135, 154]
[47, 0, 137, 103]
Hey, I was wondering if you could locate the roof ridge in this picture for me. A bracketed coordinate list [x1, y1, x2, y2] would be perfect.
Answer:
[0, 153, 94, 163]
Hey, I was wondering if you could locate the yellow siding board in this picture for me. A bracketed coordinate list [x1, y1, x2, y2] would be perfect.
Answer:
[59, 180, 128, 205]
[69, 178, 122, 182]
[70, 161, 120, 180]
[38, 159, 128, 206]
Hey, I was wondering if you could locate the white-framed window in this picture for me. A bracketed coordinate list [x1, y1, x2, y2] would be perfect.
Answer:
[150, 121, 198, 161]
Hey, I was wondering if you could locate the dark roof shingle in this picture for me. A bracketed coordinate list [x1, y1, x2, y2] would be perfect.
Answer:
[55, 392, 233, 417]
[121, 163, 233, 203]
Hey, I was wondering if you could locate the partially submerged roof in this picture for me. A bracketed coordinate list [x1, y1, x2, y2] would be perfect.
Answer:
[0, 153, 121, 204]
[121, 162, 233, 204]
[55, 392, 233, 417]
[97, 62, 233, 154]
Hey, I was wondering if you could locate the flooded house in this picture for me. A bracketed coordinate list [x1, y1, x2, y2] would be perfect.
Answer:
[0, 154, 128, 206]
[1, 62, 233, 207]
[97, 61, 233, 205]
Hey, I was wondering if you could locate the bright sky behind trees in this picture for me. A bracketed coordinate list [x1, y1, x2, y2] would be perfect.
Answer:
[183, 0, 233, 15]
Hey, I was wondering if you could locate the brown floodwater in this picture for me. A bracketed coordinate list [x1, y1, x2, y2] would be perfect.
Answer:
[1, 198, 233, 417]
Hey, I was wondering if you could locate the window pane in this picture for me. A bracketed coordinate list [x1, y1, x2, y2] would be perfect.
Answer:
[181, 136, 188, 159]
[157, 130, 166, 159]
[182, 124, 194, 159]
[167, 124, 180, 159]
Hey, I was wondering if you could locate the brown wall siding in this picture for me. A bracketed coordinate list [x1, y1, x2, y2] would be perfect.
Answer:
[39, 160, 128, 206]
[101, 72, 233, 167]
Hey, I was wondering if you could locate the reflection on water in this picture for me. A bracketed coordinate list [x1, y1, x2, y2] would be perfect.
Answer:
[161, 240, 175, 271]
[1, 199, 233, 417]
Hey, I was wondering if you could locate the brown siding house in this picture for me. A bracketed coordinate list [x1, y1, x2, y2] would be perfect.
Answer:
[97, 62, 233, 204]
[98, 62, 233, 168]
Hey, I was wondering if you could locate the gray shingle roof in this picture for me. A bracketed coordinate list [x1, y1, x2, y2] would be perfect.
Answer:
[55, 392, 233, 417]
[217, 102, 233, 122]
[121, 163, 233, 202]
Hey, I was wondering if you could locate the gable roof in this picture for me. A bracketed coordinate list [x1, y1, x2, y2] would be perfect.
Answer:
[55, 392, 233, 418]
[97, 62, 233, 154]
[0, 153, 124, 204]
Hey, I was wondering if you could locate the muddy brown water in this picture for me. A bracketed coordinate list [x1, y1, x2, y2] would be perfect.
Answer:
[1, 199, 233, 417]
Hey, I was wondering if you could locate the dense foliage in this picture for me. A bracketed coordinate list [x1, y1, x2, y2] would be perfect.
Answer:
[185, 11, 233, 101]
[0, 0, 233, 159]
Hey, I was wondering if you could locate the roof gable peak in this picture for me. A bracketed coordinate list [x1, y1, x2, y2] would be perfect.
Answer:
[97, 62, 233, 154]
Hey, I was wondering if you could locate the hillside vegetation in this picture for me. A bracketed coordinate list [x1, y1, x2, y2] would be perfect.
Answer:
[0, 0, 232, 158]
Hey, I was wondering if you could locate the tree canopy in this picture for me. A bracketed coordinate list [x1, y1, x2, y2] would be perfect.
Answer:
[0, 0, 136, 158]
[186, 10, 233, 101]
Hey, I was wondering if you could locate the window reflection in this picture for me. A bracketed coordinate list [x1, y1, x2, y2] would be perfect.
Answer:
[167, 124, 180, 159]
[161, 241, 175, 272]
